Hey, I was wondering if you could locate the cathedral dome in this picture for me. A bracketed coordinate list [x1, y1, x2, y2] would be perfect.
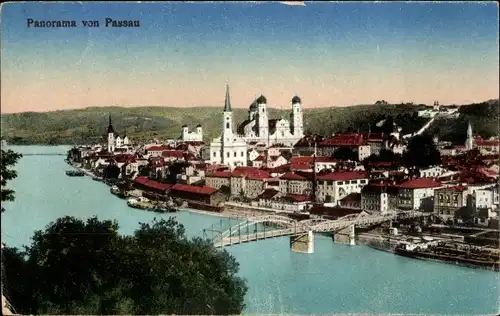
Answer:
[292, 96, 301, 104]
[256, 95, 267, 104]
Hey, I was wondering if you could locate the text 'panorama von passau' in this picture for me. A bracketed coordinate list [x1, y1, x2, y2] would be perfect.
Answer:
[27, 18, 140, 28]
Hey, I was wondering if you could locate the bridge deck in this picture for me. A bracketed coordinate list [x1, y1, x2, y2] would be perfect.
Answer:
[216, 228, 300, 248]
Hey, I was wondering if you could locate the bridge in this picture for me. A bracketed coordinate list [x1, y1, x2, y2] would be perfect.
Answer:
[21, 153, 66, 156]
[204, 211, 427, 253]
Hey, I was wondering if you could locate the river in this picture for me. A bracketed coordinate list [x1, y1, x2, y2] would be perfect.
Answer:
[2, 145, 499, 315]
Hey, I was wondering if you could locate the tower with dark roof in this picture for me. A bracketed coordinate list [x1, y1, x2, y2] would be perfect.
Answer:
[290, 95, 304, 137]
[256, 94, 269, 139]
[222, 85, 234, 147]
[107, 114, 115, 152]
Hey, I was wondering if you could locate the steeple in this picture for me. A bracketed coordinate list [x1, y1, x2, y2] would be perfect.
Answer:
[224, 85, 232, 112]
[467, 121, 472, 137]
[107, 114, 115, 134]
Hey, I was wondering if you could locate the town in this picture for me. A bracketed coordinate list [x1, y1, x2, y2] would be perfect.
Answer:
[66, 86, 499, 271]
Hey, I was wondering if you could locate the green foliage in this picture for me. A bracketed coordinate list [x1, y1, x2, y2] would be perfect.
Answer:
[1, 149, 23, 211]
[3, 216, 247, 315]
[2, 100, 496, 145]
[332, 147, 357, 161]
[403, 135, 441, 169]
[424, 100, 499, 144]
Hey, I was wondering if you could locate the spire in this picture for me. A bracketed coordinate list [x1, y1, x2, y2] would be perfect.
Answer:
[467, 121, 472, 137]
[107, 114, 115, 134]
[224, 85, 232, 112]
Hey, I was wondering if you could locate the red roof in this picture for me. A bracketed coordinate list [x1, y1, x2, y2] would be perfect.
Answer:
[268, 163, 291, 174]
[279, 172, 309, 181]
[398, 178, 442, 189]
[170, 184, 217, 195]
[477, 140, 500, 146]
[161, 150, 185, 158]
[317, 171, 368, 181]
[207, 171, 232, 178]
[133, 176, 172, 191]
[147, 145, 173, 152]
[318, 133, 365, 147]
[283, 194, 311, 202]
[231, 166, 270, 179]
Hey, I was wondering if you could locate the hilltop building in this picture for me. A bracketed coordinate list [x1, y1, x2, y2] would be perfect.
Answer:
[106, 115, 130, 152]
[181, 124, 203, 142]
[237, 94, 304, 147]
[209, 85, 248, 169]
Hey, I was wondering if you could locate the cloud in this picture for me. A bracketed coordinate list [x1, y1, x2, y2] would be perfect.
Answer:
[279, 1, 306, 6]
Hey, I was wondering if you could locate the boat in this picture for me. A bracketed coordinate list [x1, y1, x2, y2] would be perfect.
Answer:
[126, 197, 152, 210]
[65, 170, 85, 177]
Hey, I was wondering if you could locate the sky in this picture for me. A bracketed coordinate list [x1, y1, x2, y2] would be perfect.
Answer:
[1, 1, 498, 113]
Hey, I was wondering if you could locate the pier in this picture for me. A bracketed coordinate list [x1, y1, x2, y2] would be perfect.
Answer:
[22, 153, 66, 156]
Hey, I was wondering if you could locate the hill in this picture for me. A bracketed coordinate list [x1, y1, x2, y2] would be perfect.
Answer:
[0, 100, 497, 145]
[423, 100, 499, 144]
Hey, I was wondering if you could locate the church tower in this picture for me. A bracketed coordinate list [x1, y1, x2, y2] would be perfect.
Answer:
[221, 85, 233, 163]
[107, 114, 115, 153]
[465, 121, 474, 150]
[256, 95, 269, 140]
[290, 95, 304, 137]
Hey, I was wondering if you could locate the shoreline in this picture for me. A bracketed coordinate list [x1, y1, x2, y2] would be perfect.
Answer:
[66, 158, 500, 272]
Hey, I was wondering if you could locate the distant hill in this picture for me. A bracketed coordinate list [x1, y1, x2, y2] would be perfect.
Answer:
[1, 100, 497, 145]
[424, 100, 499, 144]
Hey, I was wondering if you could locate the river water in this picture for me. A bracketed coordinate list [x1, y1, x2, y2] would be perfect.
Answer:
[2, 145, 499, 315]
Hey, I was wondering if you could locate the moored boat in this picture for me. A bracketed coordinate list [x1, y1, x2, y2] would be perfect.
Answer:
[65, 170, 85, 177]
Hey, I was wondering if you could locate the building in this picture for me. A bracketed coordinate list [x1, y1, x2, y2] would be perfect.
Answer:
[106, 115, 130, 153]
[181, 124, 203, 142]
[316, 171, 370, 204]
[397, 178, 442, 211]
[338, 193, 361, 209]
[209, 85, 248, 169]
[361, 181, 399, 213]
[433, 185, 468, 221]
[236, 95, 304, 147]
[473, 184, 499, 210]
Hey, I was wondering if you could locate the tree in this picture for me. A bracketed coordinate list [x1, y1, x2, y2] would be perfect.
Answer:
[104, 164, 120, 179]
[1, 149, 23, 212]
[3, 216, 248, 315]
[403, 135, 441, 170]
[332, 147, 357, 161]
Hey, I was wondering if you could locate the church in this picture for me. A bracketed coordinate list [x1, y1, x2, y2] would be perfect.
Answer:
[105, 115, 130, 153]
[209, 86, 248, 169]
[236, 94, 304, 146]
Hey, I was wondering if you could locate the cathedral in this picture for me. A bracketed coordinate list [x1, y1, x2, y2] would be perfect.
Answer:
[209, 86, 248, 169]
[236, 94, 304, 146]
[105, 115, 130, 153]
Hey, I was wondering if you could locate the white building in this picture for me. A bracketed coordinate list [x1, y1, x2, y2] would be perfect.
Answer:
[209, 85, 248, 169]
[474, 184, 499, 210]
[181, 124, 203, 142]
[236, 95, 304, 147]
[398, 178, 442, 211]
[106, 115, 130, 153]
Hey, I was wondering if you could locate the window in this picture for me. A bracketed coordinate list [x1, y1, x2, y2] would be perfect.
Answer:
[360, 180, 367, 184]
[234, 152, 237, 157]
[213, 152, 216, 157]
[338, 181, 343, 185]
[241, 151, 244, 157]
[226, 122, 230, 129]
[350, 180, 357, 184]
[226, 152, 230, 158]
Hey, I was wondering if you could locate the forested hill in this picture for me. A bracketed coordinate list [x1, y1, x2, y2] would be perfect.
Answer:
[1, 100, 497, 145]
[424, 99, 499, 144]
